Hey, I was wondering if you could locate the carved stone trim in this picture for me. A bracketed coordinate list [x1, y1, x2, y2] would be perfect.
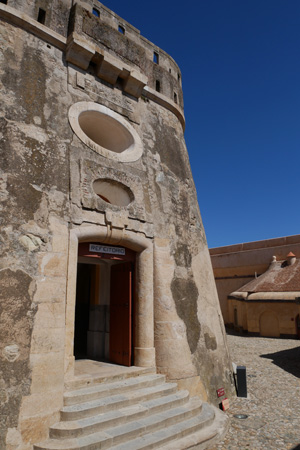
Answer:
[68, 102, 143, 162]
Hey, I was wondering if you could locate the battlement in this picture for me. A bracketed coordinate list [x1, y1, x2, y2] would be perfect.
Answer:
[0, 0, 184, 126]
[79, 1, 182, 78]
[0, 0, 72, 36]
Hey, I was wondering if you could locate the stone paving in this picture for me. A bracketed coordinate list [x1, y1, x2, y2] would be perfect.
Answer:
[209, 331, 300, 450]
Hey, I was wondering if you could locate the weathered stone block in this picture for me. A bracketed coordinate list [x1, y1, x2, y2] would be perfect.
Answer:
[20, 390, 63, 419]
[20, 412, 60, 446]
[30, 352, 65, 394]
[31, 326, 65, 354]
[34, 277, 66, 303]
[38, 253, 68, 277]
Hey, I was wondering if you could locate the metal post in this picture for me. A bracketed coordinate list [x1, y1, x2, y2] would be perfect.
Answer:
[237, 365, 247, 397]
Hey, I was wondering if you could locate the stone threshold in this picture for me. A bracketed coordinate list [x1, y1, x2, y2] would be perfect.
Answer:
[65, 359, 156, 390]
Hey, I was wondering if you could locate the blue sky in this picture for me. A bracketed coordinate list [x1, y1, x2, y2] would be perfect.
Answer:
[104, 0, 300, 248]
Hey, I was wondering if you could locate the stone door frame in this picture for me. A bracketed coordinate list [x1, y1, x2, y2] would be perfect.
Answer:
[64, 224, 155, 379]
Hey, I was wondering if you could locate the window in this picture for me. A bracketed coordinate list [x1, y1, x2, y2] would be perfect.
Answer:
[37, 8, 46, 24]
[178, 73, 181, 82]
[153, 51, 159, 64]
[174, 92, 178, 104]
[155, 80, 161, 93]
[0, 0, 8, 4]
[118, 25, 125, 34]
[92, 8, 100, 18]
[169, 68, 172, 74]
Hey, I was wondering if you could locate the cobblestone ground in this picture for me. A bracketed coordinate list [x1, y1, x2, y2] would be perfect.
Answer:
[209, 332, 300, 450]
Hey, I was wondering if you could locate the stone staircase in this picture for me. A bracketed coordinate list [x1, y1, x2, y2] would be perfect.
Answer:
[34, 367, 228, 450]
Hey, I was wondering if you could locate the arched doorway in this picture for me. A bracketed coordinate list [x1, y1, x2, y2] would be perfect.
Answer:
[74, 242, 136, 366]
[64, 225, 155, 380]
[259, 311, 280, 337]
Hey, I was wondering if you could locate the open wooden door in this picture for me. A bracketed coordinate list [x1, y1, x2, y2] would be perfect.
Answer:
[296, 314, 300, 339]
[109, 262, 133, 366]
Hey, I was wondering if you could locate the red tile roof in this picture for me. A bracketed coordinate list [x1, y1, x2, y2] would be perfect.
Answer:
[238, 259, 300, 293]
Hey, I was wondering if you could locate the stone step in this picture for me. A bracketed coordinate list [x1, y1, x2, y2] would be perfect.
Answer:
[64, 374, 166, 406]
[157, 405, 229, 450]
[60, 382, 178, 421]
[136, 388, 189, 414]
[34, 368, 228, 450]
[110, 403, 215, 450]
[34, 403, 213, 450]
[50, 391, 196, 439]
[65, 365, 156, 391]
[157, 426, 218, 450]
[34, 433, 111, 450]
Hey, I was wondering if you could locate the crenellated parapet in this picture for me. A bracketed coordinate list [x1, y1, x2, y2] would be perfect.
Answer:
[0, 0, 185, 128]
[69, 2, 183, 105]
[2, 0, 72, 36]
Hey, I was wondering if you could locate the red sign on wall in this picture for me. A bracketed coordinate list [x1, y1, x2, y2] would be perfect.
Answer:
[217, 388, 225, 398]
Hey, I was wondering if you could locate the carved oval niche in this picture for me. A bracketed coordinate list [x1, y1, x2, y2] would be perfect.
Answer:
[69, 102, 143, 162]
[93, 179, 134, 207]
[79, 111, 134, 153]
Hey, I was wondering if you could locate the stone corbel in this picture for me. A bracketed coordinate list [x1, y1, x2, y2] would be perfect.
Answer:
[66, 32, 95, 70]
[105, 211, 129, 244]
[123, 69, 148, 98]
[95, 49, 123, 85]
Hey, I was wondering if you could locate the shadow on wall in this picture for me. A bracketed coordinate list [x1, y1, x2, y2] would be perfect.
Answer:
[260, 346, 300, 378]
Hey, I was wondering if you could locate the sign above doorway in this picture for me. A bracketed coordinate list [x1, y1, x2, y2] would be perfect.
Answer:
[78, 242, 136, 262]
[89, 244, 126, 256]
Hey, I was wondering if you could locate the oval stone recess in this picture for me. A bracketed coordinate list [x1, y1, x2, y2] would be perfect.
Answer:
[93, 179, 134, 207]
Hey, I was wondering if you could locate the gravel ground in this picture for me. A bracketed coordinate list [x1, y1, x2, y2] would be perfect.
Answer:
[209, 332, 300, 450]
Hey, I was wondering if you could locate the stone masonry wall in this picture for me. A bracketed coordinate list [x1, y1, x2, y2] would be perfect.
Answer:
[0, 2, 234, 448]
[0, 20, 71, 449]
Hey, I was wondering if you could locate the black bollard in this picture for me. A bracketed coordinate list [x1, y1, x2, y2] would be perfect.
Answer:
[236, 365, 247, 397]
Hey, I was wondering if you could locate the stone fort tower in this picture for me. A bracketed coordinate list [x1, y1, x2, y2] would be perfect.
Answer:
[0, 1, 234, 448]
